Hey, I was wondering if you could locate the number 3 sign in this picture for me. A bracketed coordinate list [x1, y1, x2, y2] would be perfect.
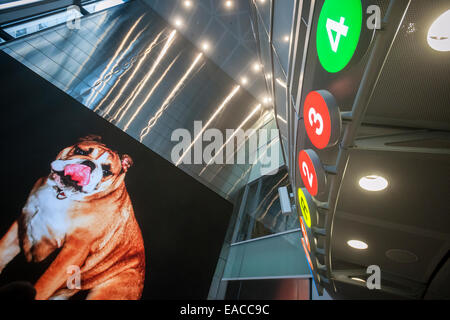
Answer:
[303, 90, 341, 150]
[298, 149, 327, 197]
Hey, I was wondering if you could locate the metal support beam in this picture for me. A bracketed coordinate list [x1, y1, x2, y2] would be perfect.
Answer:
[0, 28, 13, 41]
[74, 0, 89, 16]
[353, 130, 450, 155]
[323, 0, 412, 292]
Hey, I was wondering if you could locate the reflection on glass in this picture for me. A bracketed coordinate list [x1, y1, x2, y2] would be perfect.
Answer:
[257, 15, 272, 96]
[272, 0, 295, 74]
[233, 167, 299, 243]
[254, 0, 271, 34]
[0, 0, 43, 10]
[4, 7, 83, 38]
[83, 0, 128, 14]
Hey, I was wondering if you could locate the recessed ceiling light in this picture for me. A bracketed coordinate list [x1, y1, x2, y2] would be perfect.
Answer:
[241, 76, 248, 85]
[283, 35, 290, 42]
[201, 41, 210, 51]
[427, 10, 450, 52]
[174, 17, 183, 27]
[225, 0, 233, 8]
[183, 0, 192, 8]
[350, 277, 366, 283]
[252, 62, 261, 72]
[266, 73, 272, 79]
[347, 240, 368, 250]
[359, 175, 388, 191]
[263, 96, 272, 104]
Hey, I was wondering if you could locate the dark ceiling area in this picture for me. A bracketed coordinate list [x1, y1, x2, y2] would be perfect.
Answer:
[334, 149, 449, 298]
[327, 0, 450, 299]
[287, 0, 449, 300]
[365, 0, 450, 131]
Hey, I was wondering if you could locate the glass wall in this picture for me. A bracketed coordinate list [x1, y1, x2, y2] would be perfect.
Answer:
[224, 231, 309, 279]
[209, 164, 311, 300]
[208, 0, 316, 301]
[250, 0, 296, 169]
[231, 168, 298, 243]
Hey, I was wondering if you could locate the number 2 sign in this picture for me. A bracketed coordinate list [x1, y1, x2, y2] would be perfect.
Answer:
[298, 149, 326, 197]
[303, 90, 341, 149]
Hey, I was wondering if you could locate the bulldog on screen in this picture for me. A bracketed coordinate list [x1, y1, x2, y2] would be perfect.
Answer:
[0, 135, 145, 300]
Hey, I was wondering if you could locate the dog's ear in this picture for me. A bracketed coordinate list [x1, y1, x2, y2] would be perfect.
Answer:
[121, 154, 133, 172]
[79, 134, 102, 142]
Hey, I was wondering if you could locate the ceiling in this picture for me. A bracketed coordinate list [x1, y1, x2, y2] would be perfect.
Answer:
[287, 0, 450, 299]
[331, 0, 450, 299]
[143, 0, 269, 103]
[364, 0, 450, 131]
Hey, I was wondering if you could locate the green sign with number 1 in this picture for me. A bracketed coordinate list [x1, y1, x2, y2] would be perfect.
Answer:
[316, 0, 363, 73]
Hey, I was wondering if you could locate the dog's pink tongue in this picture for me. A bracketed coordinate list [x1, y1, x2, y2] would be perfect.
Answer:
[64, 164, 91, 186]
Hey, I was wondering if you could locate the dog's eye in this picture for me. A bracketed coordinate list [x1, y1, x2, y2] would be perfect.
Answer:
[74, 146, 91, 156]
[102, 165, 112, 177]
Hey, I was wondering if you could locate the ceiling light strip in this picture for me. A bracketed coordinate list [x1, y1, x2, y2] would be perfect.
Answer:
[139, 52, 204, 142]
[67, 15, 120, 90]
[98, 30, 165, 116]
[87, 14, 145, 108]
[112, 29, 177, 122]
[123, 53, 181, 131]
[175, 85, 241, 166]
[199, 103, 262, 176]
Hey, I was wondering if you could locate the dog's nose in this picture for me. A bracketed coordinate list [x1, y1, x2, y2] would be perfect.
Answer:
[51, 160, 66, 172]
[81, 160, 96, 172]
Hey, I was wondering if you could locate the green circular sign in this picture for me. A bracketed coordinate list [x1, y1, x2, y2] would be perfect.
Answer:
[316, 0, 363, 73]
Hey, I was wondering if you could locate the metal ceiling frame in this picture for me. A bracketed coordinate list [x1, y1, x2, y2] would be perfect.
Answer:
[354, 130, 450, 155]
[317, 0, 412, 294]
[285, 0, 424, 298]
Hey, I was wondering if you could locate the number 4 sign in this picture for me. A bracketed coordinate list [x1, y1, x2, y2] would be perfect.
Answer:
[316, 0, 363, 73]
[326, 17, 349, 53]
[303, 90, 341, 149]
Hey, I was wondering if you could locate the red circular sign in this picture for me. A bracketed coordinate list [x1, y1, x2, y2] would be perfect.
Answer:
[298, 150, 318, 196]
[303, 90, 333, 149]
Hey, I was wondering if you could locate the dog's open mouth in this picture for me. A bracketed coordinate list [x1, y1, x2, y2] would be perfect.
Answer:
[51, 161, 94, 192]
[51, 170, 83, 192]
